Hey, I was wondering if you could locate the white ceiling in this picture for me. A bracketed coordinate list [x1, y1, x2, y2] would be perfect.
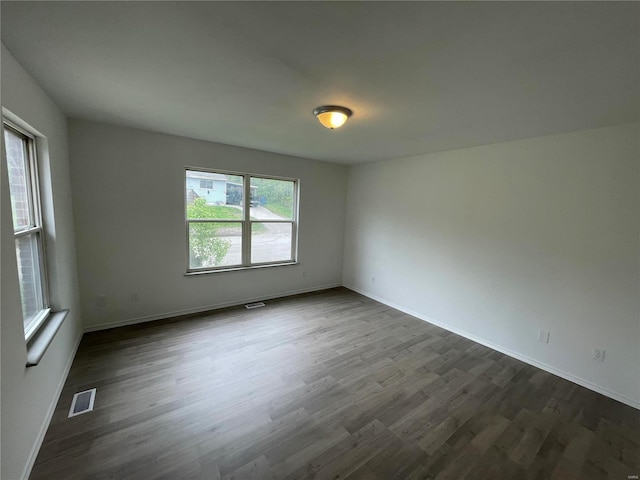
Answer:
[2, 2, 638, 164]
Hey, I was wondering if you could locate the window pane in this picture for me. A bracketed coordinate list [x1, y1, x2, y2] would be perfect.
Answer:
[15, 234, 44, 332]
[251, 222, 293, 264]
[250, 177, 294, 219]
[186, 170, 244, 219]
[4, 128, 34, 230]
[189, 222, 242, 268]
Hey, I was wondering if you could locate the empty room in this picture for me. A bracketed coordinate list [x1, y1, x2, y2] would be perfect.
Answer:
[1, 2, 638, 479]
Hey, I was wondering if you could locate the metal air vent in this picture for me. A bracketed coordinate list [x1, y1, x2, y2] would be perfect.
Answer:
[68, 388, 96, 417]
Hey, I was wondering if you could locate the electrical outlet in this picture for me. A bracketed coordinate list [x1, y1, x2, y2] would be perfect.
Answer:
[130, 292, 139, 302]
[371, 275, 376, 284]
[537, 329, 550, 344]
[593, 348, 605, 362]
[302, 271, 307, 278]
[96, 295, 106, 307]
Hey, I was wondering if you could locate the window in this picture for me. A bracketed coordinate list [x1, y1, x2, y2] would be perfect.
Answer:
[200, 179, 213, 189]
[185, 168, 298, 272]
[4, 121, 50, 339]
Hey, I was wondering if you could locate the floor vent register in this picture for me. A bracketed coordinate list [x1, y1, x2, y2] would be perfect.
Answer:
[68, 388, 96, 418]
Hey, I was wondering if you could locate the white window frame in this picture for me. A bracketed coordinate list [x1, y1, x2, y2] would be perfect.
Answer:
[185, 167, 299, 273]
[3, 120, 51, 340]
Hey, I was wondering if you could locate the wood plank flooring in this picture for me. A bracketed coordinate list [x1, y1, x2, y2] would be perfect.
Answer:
[30, 288, 639, 479]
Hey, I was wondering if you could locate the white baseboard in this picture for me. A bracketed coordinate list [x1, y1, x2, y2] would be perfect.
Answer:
[84, 283, 342, 333]
[21, 330, 83, 480]
[344, 283, 640, 410]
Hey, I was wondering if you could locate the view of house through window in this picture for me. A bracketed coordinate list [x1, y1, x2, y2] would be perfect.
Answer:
[4, 122, 50, 337]
[185, 169, 297, 271]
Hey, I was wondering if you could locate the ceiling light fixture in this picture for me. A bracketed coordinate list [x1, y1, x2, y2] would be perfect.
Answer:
[313, 105, 352, 129]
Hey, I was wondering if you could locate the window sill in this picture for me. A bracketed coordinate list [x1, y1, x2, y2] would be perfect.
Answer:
[185, 261, 299, 276]
[24, 307, 52, 343]
[26, 309, 69, 367]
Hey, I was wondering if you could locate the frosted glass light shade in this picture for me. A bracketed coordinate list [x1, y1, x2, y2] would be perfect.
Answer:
[316, 111, 348, 129]
[313, 106, 352, 129]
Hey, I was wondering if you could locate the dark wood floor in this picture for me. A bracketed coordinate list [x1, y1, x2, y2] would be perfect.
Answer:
[31, 287, 639, 479]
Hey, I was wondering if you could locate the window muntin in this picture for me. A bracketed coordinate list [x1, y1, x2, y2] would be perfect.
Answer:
[185, 169, 297, 272]
[4, 122, 50, 338]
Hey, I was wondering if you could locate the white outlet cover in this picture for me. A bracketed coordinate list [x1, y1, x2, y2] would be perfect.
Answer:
[593, 348, 605, 362]
[537, 329, 550, 344]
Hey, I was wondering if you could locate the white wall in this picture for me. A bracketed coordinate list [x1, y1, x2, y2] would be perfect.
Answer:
[344, 124, 640, 408]
[1, 45, 83, 480]
[68, 119, 348, 330]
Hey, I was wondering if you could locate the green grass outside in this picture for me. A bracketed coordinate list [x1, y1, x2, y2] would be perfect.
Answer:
[187, 204, 243, 220]
[187, 204, 268, 233]
[263, 203, 293, 219]
[188, 201, 293, 221]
